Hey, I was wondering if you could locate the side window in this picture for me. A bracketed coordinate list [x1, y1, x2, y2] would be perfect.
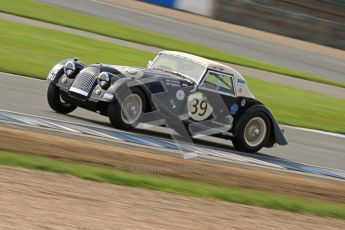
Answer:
[200, 71, 235, 96]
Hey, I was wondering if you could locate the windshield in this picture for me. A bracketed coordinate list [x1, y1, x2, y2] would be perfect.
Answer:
[150, 54, 206, 82]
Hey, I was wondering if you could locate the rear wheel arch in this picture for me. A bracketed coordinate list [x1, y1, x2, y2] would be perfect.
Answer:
[232, 110, 272, 153]
[232, 103, 282, 151]
[234, 105, 275, 136]
[234, 104, 287, 148]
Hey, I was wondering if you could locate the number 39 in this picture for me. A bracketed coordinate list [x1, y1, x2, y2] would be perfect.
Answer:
[187, 93, 213, 121]
[191, 99, 208, 116]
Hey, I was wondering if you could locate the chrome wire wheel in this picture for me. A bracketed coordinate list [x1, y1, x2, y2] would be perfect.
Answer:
[121, 94, 143, 125]
[244, 117, 267, 147]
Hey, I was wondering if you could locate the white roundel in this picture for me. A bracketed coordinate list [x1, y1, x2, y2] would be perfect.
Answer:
[176, 90, 185, 101]
[187, 92, 213, 121]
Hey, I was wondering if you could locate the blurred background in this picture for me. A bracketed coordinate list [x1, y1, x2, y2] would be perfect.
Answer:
[143, 0, 345, 49]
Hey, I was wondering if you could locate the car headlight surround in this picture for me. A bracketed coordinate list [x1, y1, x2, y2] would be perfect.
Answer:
[64, 61, 76, 78]
[97, 72, 111, 89]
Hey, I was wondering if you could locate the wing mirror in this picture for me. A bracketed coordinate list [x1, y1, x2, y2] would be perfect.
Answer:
[147, 60, 152, 68]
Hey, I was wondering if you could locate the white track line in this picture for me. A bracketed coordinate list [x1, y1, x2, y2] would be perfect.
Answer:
[205, 149, 284, 168]
[65, 124, 123, 141]
[5, 113, 80, 133]
[0, 108, 127, 135]
[0, 71, 44, 81]
[282, 125, 345, 139]
[0, 108, 180, 145]
[2, 109, 345, 178]
[122, 135, 164, 148]
[0, 109, 167, 148]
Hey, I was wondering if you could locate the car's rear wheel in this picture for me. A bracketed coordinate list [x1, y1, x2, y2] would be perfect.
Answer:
[108, 88, 147, 130]
[232, 112, 271, 153]
[47, 83, 76, 114]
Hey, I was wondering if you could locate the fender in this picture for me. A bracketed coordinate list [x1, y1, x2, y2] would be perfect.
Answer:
[234, 104, 288, 146]
[47, 59, 85, 91]
[102, 77, 153, 103]
[47, 60, 68, 85]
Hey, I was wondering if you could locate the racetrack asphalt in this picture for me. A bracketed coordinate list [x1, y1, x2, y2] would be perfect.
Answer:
[39, 0, 345, 83]
[1, 12, 345, 99]
[1, 73, 344, 171]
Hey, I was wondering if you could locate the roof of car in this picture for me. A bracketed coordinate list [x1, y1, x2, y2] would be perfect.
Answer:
[159, 51, 240, 76]
[157, 51, 253, 98]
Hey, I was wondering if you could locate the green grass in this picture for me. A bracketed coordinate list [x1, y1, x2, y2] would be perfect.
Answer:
[0, 151, 345, 220]
[246, 76, 345, 133]
[0, 20, 154, 78]
[1, 0, 344, 88]
[0, 19, 344, 133]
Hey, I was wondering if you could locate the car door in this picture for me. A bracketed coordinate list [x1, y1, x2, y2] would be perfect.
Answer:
[186, 70, 237, 135]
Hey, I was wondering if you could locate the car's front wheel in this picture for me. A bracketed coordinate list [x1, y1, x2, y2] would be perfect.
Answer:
[47, 83, 76, 114]
[108, 88, 147, 130]
[232, 111, 271, 153]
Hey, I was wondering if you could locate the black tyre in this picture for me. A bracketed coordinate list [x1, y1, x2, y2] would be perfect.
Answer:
[232, 111, 271, 153]
[108, 88, 147, 130]
[47, 83, 76, 114]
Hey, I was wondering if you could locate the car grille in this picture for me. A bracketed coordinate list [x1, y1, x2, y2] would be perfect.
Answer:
[69, 66, 100, 97]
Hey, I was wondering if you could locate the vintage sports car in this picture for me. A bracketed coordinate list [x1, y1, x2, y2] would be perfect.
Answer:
[47, 51, 287, 153]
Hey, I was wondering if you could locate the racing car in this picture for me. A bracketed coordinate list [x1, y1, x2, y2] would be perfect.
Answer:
[47, 51, 287, 153]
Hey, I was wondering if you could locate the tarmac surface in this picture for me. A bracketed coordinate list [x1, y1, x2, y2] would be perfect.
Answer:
[1, 73, 344, 171]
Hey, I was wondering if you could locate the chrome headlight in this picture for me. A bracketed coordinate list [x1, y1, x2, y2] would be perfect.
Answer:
[64, 61, 76, 77]
[97, 72, 111, 89]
